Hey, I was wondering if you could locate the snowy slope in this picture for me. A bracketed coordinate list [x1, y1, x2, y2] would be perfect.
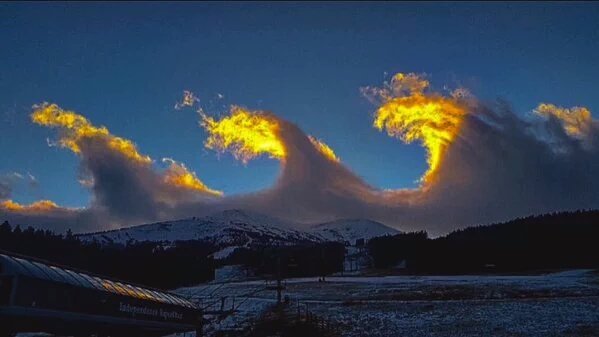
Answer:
[79, 210, 321, 247]
[311, 219, 400, 244]
[78, 210, 399, 249]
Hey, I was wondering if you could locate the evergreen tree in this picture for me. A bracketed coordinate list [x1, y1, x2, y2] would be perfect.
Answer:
[0, 220, 11, 234]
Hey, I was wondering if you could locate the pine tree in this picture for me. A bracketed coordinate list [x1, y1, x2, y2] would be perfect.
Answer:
[65, 228, 74, 241]
[0, 220, 11, 234]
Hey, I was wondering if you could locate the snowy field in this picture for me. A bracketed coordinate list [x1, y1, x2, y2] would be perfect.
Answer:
[175, 269, 599, 337]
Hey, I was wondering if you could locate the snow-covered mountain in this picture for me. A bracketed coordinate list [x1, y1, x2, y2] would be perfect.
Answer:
[79, 210, 320, 247]
[310, 219, 400, 244]
[78, 210, 400, 255]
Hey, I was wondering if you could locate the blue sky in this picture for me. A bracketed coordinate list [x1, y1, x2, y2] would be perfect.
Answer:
[1, 2, 598, 208]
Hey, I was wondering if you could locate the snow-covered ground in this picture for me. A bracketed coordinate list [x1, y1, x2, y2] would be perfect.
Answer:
[78, 209, 322, 247]
[77, 209, 399, 250]
[175, 269, 599, 337]
[15, 270, 599, 336]
[310, 219, 400, 244]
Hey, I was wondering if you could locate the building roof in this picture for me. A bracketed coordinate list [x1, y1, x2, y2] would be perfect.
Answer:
[0, 253, 197, 309]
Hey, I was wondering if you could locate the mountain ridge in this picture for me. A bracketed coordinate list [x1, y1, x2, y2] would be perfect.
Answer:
[78, 209, 400, 249]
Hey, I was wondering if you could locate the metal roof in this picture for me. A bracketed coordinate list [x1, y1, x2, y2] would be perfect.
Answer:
[0, 253, 196, 309]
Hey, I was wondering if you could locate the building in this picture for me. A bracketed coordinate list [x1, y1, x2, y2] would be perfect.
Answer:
[0, 252, 202, 336]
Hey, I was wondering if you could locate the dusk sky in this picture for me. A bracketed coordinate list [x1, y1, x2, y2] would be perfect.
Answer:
[1, 2, 599, 234]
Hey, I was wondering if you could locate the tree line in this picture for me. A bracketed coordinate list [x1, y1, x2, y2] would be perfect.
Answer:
[4, 208, 595, 287]
[0, 221, 215, 289]
[367, 210, 599, 273]
[226, 242, 346, 278]
[0, 221, 345, 288]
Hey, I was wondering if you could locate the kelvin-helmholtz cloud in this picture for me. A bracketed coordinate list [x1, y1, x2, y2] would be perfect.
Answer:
[1, 73, 598, 234]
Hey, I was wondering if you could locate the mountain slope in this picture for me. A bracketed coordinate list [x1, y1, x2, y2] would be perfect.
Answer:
[311, 219, 400, 244]
[79, 210, 321, 247]
[79, 210, 400, 254]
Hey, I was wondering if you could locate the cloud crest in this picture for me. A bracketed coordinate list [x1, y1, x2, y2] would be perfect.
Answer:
[1, 103, 222, 232]
[362, 73, 469, 185]
[2, 77, 599, 235]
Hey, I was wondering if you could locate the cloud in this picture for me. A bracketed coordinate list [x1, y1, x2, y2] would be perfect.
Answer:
[362, 72, 469, 185]
[193, 75, 599, 235]
[196, 105, 395, 223]
[0, 172, 68, 229]
[412, 100, 599, 233]
[0, 179, 11, 200]
[0, 198, 87, 233]
[32, 103, 152, 164]
[307, 136, 340, 163]
[534, 103, 597, 150]
[1, 199, 61, 212]
[0, 172, 28, 199]
[201, 106, 286, 163]
[26, 173, 38, 188]
[162, 158, 223, 196]
[1, 103, 222, 232]
[174, 90, 200, 110]
[3, 75, 599, 236]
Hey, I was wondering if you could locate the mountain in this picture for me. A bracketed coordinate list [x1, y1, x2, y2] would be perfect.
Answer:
[78, 210, 400, 254]
[310, 219, 400, 244]
[79, 210, 321, 248]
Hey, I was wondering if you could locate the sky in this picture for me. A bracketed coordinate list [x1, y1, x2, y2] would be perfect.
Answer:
[1, 2, 599, 234]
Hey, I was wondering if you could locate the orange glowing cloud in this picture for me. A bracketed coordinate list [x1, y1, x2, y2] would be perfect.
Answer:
[201, 105, 342, 165]
[308, 136, 340, 162]
[201, 106, 286, 163]
[363, 73, 468, 185]
[535, 103, 594, 139]
[0, 199, 62, 213]
[31, 103, 220, 198]
[162, 158, 223, 196]
[32, 103, 152, 165]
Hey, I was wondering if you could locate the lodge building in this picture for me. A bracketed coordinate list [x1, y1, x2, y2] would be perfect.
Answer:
[0, 252, 202, 336]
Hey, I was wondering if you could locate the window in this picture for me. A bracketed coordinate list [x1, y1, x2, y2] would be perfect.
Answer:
[182, 298, 195, 308]
[135, 287, 157, 301]
[50, 266, 82, 286]
[122, 283, 144, 299]
[3, 256, 33, 277]
[110, 281, 132, 296]
[106, 280, 126, 295]
[180, 295, 195, 308]
[163, 292, 185, 306]
[13, 258, 49, 280]
[35, 263, 68, 283]
[80, 273, 106, 291]
[95, 277, 119, 294]
[28, 262, 50, 278]
[148, 290, 169, 304]
[65, 269, 94, 289]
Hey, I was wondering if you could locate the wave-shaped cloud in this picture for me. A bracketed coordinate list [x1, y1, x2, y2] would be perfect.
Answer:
[2, 74, 598, 235]
[1, 103, 222, 232]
